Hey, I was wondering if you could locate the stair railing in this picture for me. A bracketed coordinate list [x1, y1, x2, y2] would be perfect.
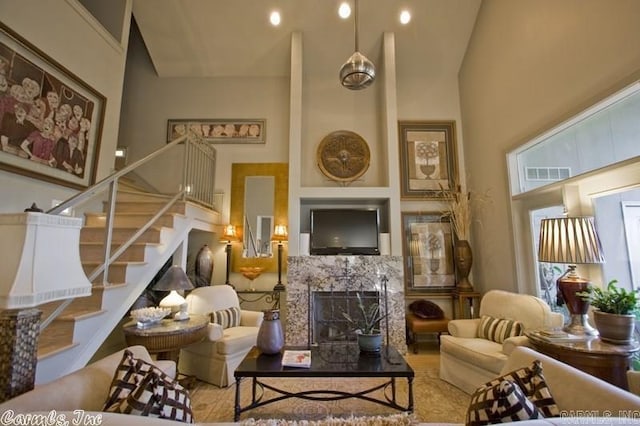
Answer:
[40, 134, 216, 330]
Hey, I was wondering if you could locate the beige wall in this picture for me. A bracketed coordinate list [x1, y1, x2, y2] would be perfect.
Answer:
[459, 0, 640, 293]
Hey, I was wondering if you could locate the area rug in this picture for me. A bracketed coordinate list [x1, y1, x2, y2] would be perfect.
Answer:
[241, 412, 417, 425]
[189, 367, 469, 423]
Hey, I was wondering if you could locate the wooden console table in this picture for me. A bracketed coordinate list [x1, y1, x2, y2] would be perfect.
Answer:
[526, 330, 640, 390]
[452, 289, 481, 319]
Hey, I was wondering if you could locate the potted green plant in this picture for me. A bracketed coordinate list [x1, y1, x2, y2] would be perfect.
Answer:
[577, 279, 639, 344]
[342, 293, 388, 353]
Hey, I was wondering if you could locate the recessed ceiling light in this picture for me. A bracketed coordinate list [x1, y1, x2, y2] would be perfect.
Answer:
[399, 10, 411, 25]
[338, 2, 351, 19]
[270, 11, 281, 26]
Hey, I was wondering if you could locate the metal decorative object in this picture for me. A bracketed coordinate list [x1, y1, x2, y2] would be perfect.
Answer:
[194, 244, 214, 287]
[316, 130, 370, 184]
[339, 0, 375, 90]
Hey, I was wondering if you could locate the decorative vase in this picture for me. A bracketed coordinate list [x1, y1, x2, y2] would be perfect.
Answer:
[357, 333, 382, 354]
[257, 309, 284, 355]
[593, 310, 635, 344]
[454, 240, 473, 292]
[194, 244, 214, 287]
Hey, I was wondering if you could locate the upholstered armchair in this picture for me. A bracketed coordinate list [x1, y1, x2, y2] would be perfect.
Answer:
[178, 285, 263, 387]
[439, 289, 564, 394]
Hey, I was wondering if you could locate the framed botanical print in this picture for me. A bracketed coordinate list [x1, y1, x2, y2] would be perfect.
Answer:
[401, 212, 455, 293]
[398, 120, 458, 199]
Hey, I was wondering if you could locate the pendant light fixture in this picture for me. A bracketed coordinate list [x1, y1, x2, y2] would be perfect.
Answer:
[339, 0, 375, 90]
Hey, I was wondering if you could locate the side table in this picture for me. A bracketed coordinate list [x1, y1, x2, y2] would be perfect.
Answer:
[122, 314, 209, 364]
[452, 290, 481, 319]
[526, 329, 640, 390]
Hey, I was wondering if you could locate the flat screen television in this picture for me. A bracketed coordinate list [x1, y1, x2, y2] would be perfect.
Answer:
[310, 209, 380, 255]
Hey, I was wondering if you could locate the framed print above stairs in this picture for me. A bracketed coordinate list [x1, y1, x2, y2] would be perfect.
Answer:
[0, 22, 105, 189]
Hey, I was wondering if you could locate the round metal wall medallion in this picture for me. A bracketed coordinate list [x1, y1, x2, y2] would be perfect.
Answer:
[316, 130, 370, 183]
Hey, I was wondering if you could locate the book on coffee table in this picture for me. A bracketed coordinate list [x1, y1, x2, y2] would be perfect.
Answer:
[281, 350, 311, 368]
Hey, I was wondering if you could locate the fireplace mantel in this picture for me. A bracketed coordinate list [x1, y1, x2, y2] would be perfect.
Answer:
[285, 255, 407, 354]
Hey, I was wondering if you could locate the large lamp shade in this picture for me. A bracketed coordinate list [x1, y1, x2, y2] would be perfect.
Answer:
[538, 216, 604, 336]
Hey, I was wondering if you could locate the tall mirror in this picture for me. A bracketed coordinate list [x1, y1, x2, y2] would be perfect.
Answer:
[230, 163, 288, 273]
[243, 176, 274, 257]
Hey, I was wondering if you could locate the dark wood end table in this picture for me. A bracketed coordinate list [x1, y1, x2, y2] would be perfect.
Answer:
[526, 329, 640, 390]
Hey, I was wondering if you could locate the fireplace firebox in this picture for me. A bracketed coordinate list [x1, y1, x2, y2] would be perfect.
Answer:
[312, 291, 379, 343]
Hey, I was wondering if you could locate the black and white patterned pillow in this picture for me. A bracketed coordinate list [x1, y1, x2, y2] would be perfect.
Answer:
[480, 360, 560, 418]
[466, 379, 541, 425]
[210, 306, 241, 329]
[103, 350, 194, 423]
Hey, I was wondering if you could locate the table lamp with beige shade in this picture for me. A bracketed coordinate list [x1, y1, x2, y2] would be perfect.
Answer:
[220, 224, 238, 287]
[537, 216, 605, 336]
[272, 224, 288, 291]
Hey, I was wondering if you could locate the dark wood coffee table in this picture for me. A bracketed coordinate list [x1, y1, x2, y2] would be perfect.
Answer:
[233, 344, 414, 421]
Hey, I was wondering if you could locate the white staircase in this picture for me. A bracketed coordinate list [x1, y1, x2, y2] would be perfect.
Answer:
[35, 187, 219, 384]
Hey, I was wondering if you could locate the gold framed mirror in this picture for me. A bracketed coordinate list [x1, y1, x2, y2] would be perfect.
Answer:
[230, 163, 288, 273]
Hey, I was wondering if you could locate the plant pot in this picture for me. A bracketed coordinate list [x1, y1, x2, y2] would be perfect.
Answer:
[593, 310, 636, 344]
[357, 333, 382, 354]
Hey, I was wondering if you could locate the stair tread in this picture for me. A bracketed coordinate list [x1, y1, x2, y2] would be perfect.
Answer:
[56, 309, 106, 321]
[83, 260, 145, 265]
[85, 211, 183, 217]
[80, 241, 156, 247]
[38, 342, 79, 360]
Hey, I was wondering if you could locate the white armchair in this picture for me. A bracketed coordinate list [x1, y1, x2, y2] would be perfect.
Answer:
[439, 289, 564, 394]
[178, 285, 263, 387]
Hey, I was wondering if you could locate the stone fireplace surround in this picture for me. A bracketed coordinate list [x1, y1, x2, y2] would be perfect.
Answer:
[285, 255, 407, 353]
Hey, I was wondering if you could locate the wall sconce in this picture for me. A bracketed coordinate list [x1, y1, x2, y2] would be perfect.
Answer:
[538, 217, 604, 335]
[221, 224, 238, 287]
[152, 265, 194, 320]
[272, 224, 288, 291]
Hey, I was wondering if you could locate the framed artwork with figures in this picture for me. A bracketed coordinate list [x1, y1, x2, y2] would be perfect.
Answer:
[398, 120, 458, 200]
[167, 119, 265, 144]
[401, 212, 455, 293]
[0, 23, 105, 189]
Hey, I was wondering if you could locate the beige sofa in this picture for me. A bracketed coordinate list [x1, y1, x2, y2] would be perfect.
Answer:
[0, 345, 183, 425]
[0, 343, 638, 425]
[495, 346, 640, 423]
[440, 290, 564, 394]
[179, 285, 263, 387]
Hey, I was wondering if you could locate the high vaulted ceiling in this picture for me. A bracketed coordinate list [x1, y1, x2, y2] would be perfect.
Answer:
[132, 0, 481, 81]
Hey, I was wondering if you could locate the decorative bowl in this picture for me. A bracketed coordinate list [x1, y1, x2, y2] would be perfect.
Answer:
[240, 266, 264, 281]
[130, 307, 170, 328]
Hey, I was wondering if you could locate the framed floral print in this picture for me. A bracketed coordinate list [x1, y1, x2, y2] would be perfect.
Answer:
[398, 120, 458, 199]
[401, 212, 455, 293]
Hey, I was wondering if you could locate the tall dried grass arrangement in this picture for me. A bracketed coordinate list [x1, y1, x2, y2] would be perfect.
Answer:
[439, 182, 488, 241]
[445, 188, 472, 240]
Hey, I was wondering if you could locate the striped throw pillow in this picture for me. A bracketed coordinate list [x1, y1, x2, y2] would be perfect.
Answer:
[478, 315, 523, 343]
[210, 306, 241, 329]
